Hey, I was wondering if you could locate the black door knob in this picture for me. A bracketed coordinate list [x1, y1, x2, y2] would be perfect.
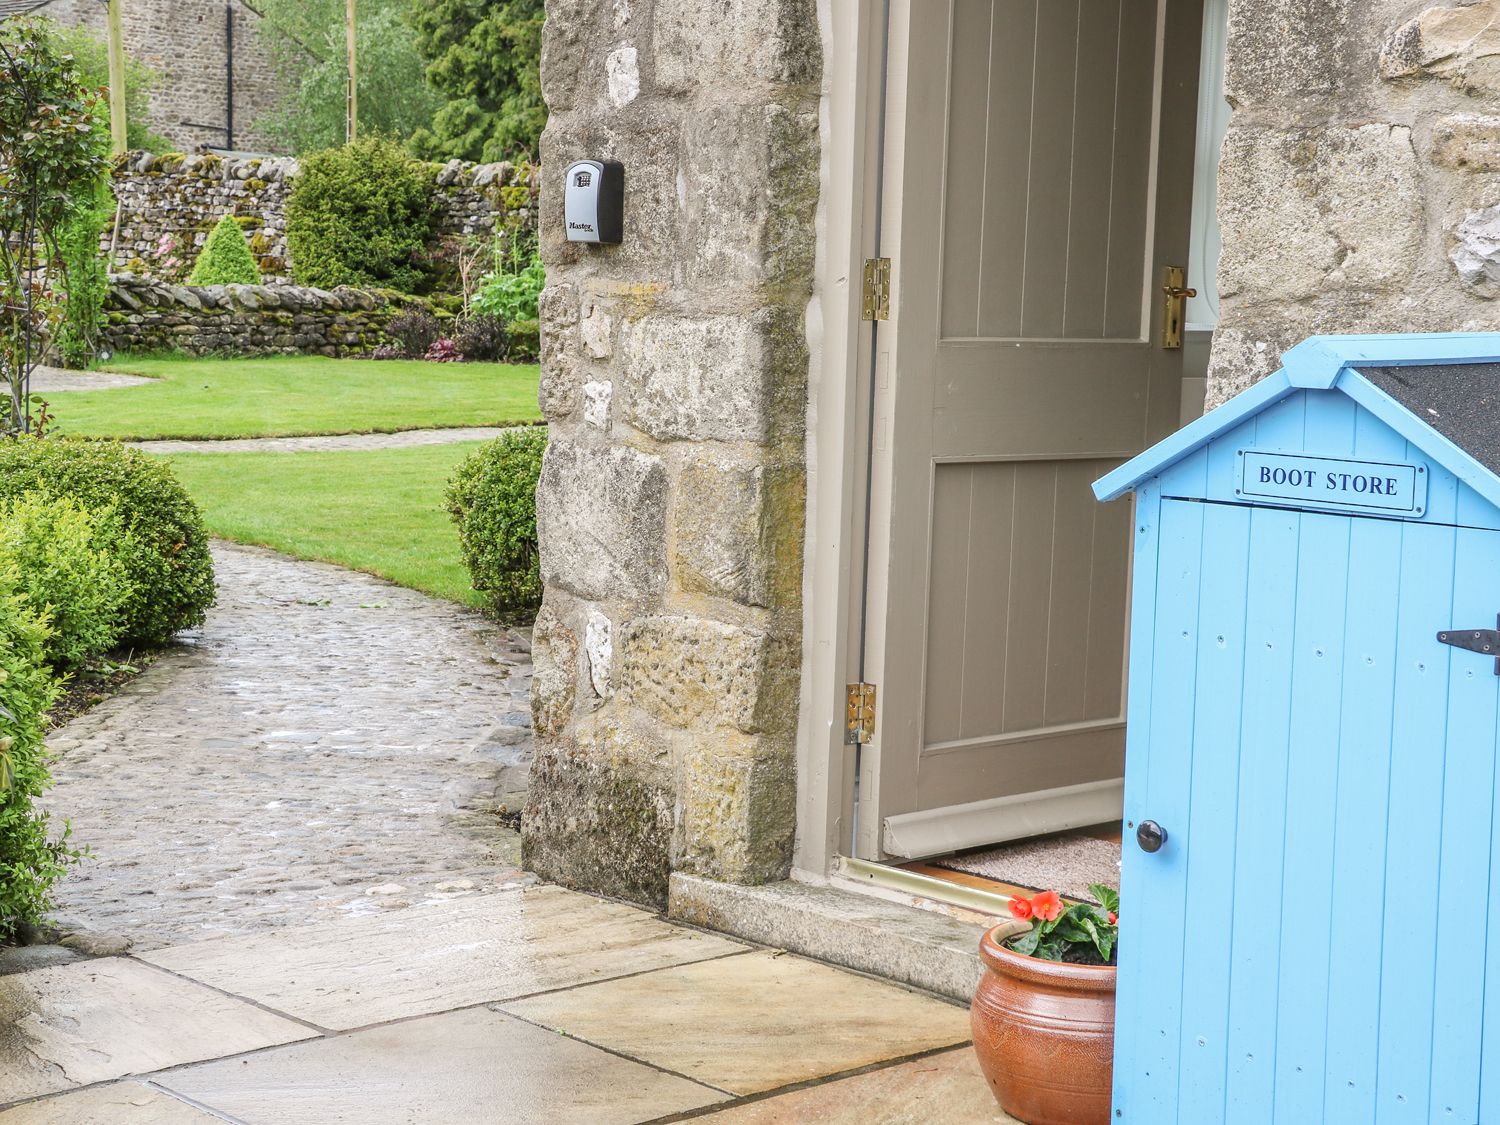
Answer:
[1136, 820, 1167, 853]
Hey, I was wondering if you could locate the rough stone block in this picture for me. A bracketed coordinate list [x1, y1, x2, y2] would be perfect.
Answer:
[682, 103, 820, 291]
[674, 456, 773, 607]
[1225, 0, 1355, 105]
[618, 309, 805, 444]
[523, 737, 674, 907]
[539, 108, 682, 275]
[653, 0, 820, 93]
[1381, 1, 1500, 90]
[617, 615, 794, 735]
[1217, 124, 1423, 306]
[531, 600, 580, 738]
[536, 439, 668, 601]
[677, 735, 795, 885]
[1451, 203, 1500, 295]
[1434, 114, 1500, 171]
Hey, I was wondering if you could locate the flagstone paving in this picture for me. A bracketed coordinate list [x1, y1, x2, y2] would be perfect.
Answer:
[43, 542, 533, 951]
[0, 887, 1016, 1124]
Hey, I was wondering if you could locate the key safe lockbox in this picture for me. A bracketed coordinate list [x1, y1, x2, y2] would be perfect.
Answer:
[1094, 334, 1500, 1125]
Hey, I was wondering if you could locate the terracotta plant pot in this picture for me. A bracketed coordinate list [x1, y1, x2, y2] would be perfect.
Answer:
[970, 921, 1117, 1125]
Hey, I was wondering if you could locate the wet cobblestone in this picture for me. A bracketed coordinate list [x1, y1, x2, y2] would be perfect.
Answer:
[44, 543, 532, 950]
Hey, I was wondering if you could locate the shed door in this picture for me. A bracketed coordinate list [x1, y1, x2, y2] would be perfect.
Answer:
[1116, 499, 1500, 1123]
[871, 0, 1203, 857]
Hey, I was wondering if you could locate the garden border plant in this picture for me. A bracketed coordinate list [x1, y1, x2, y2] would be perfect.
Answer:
[445, 427, 546, 618]
[0, 437, 215, 644]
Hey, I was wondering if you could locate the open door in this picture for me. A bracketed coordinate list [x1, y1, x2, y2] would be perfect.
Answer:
[864, 0, 1204, 860]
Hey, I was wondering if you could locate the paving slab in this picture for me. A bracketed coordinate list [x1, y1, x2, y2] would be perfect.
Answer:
[0, 958, 313, 1105]
[156, 1004, 728, 1124]
[28, 366, 153, 392]
[0, 1083, 219, 1123]
[693, 1047, 1015, 1124]
[141, 885, 748, 1030]
[135, 425, 525, 455]
[502, 950, 973, 1096]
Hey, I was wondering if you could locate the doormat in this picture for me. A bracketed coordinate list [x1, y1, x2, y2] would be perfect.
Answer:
[932, 832, 1122, 903]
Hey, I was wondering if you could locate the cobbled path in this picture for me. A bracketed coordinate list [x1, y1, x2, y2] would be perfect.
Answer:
[44, 543, 533, 951]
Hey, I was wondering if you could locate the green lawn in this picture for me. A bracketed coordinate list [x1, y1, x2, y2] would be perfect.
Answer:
[51, 354, 541, 441]
[160, 442, 487, 607]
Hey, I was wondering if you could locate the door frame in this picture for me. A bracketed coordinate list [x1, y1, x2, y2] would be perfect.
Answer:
[794, 0, 1199, 878]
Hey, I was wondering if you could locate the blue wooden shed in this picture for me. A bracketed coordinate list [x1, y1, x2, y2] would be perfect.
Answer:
[1094, 333, 1500, 1124]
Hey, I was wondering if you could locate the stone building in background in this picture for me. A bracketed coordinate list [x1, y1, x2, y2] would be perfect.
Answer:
[1, 0, 286, 153]
[528, 0, 1500, 994]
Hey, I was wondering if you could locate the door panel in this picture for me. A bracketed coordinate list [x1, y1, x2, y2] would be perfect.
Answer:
[922, 458, 1131, 747]
[940, 0, 1158, 340]
[872, 0, 1203, 857]
[1116, 504, 1500, 1123]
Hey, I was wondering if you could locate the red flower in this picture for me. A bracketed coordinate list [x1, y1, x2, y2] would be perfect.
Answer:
[1108, 912, 1118, 925]
[1009, 896, 1033, 920]
[1031, 891, 1064, 922]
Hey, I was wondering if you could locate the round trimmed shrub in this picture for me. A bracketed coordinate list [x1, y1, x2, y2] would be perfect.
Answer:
[0, 438, 215, 645]
[0, 493, 132, 668]
[285, 136, 436, 294]
[188, 214, 261, 286]
[0, 581, 76, 941]
[444, 428, 546, 617]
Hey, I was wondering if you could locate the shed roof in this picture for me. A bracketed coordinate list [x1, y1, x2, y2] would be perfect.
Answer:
[0, 0, 52, 19]
[1094, 333, 1500, 511]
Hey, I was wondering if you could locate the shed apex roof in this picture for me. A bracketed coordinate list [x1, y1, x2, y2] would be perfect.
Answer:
[1093, 333, 1500, 510]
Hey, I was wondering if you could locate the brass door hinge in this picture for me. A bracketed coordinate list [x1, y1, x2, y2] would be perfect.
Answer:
[861, 258, 891, 322]
[845, 682, 877, 745]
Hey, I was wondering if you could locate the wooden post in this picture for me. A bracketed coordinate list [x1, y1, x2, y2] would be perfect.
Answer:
[345, 0, 356, 143]
[106, 0, 127, 154]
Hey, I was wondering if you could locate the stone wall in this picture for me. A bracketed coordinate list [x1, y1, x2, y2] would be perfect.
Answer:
[102, 276, 427, 357]
[1210, 0, 1500, 404]
[525, 0, 821, 906]
[36, 0, 285, 154]
[110, 151, 539, 283]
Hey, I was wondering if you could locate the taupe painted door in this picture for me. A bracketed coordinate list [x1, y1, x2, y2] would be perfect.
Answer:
[869, 0, 1203, 859]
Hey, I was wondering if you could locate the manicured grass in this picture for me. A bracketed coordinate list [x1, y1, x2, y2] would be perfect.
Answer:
[51, 354, 542, 441]
[159, 442, 487, 607]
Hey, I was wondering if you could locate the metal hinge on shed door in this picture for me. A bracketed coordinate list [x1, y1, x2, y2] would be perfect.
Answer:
[862, 258, 891, 321]
[845, 682, 877, 744]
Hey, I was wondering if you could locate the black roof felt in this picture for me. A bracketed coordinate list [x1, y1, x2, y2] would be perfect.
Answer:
[1359, 363, 1500, 478]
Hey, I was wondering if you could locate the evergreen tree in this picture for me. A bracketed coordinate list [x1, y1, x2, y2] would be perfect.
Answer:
[188, 216, 261, 286]
[407, 0, 544, 163]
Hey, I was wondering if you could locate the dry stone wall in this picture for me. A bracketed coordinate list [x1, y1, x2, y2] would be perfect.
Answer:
[110, 151, 539, 283]
[1210, 0, 1500, 403]
[101, 276, 428, 357]
[526, 0, 820, 906]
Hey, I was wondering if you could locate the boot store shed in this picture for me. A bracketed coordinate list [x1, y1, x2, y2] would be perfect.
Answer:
[1094, 333, 1500, 1123]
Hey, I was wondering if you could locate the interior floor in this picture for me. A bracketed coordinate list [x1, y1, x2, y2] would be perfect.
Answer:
[900, 823, 1123, 908]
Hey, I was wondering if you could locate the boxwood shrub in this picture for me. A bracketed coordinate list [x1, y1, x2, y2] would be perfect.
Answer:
[0, 583, 76, 941]
[444, 428, 546, 618]
[0, 438, 215, 644]
[286, 137, 435, 294]
[0, 494, 132, 669]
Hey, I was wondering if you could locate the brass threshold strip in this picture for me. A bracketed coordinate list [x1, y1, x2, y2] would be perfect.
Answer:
[836, 855, 1017, 918]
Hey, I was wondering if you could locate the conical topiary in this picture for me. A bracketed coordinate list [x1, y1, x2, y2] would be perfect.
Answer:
[187, 215, 261, 286]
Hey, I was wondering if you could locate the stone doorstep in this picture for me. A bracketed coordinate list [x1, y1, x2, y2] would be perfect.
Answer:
[667, 873, 990, 1004]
